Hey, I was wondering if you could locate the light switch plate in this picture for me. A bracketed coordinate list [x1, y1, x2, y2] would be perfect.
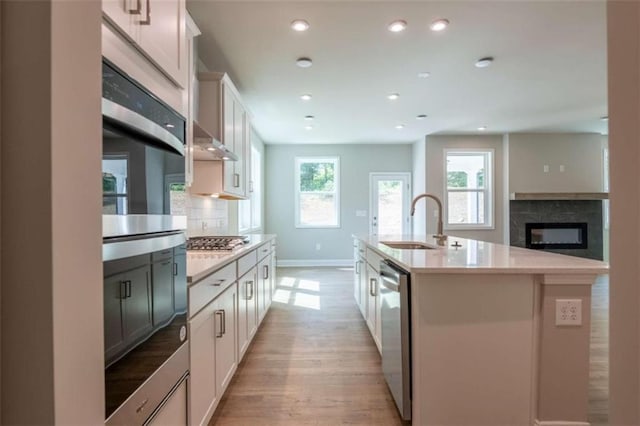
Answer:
[555, 299, 582, 326]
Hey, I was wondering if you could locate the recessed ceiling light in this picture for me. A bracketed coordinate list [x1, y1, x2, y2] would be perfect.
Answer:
[296, 57, 313, 68]
[416, 114, 428, 120]
[478, 126, 488, 131]
[387, 93, 400, 100]
[430, 18, 449, 32]
[388, 20, 407, 33]
[417, 71, 431, 78]
[475, 57, 494, 68]
[395, 124, 405, 129]
[300, 94, 312, 101]
[305, 125, 314, 130]
[601, 116, 609, 121]
[291, 20, 310, 32]
[304, 115, 315, 121]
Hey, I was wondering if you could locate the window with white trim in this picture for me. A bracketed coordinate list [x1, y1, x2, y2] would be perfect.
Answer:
[295, 157, 340, 228]
[239, 145, 262, 233]
[444, 149, 493, 229]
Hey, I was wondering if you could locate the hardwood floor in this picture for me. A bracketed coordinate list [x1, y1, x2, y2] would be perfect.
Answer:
[210, 267, 405, 426]
[209, 267, 609, 425]
[589, 274, 609, 426]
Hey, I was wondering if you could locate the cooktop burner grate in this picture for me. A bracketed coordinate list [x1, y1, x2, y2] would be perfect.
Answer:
[186, 236, 250, 251]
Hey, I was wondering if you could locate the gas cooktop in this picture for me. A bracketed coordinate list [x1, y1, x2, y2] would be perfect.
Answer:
[186, 236, 250, 251]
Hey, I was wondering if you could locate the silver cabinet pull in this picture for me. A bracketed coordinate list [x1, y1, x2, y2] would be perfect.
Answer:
[221, 309, 226, 335]
[120, 281, 127, 300]
[233, 173, 240, 188]
[211, 279, 225, 287]
[355, 260, 361, 275]
[128, 0, 141, 14]
[173, 262, 178, 276]
[249, 180, 254, 193]
[370, 278, 377, 297]
[161, 260, 171, 266]
[263, 265, 269, 280]
[215, 310, 224, 338]
[135, 398, 149, 414]
[139, 0, 151, 25]
[247, 280, 254, 300]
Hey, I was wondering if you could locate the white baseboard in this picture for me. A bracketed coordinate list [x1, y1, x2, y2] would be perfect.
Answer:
[277, 259, 352, 268]
[534, 421, 590, 426]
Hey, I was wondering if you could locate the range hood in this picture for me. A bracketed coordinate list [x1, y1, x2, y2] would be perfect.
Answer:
[193, 121, 238, 161]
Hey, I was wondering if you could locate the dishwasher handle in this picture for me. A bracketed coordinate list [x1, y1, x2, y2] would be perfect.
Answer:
[380, 273, 400, 292]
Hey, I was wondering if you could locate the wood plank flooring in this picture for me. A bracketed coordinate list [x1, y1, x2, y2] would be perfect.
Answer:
[210, 267, 609, 426]
[210, 267, 405, 426]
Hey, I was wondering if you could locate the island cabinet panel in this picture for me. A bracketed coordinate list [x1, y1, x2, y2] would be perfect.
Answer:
[188, 301, 218, 426]
[214, 284, 237, 397]
[365, 263, 379, 347]
[237, 267, 258, 362]
[411, 274, 535, 426]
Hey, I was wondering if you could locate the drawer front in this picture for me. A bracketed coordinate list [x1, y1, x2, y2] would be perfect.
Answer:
[257, 242, 271, 261]
[238, 250, 257, 278]
[354, 239, 366, 258]
[366, 248, 384, 273]
[189, 261, 237, 317]
[152, 248, 173, 262]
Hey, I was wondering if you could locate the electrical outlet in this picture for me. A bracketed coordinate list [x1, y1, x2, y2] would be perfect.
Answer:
[202, 221, 208, 230]
[559, 164, 565, 172]
[543, 165, 550, 173]
[315, 243, 321, 251]
[555, 299, 582, 326]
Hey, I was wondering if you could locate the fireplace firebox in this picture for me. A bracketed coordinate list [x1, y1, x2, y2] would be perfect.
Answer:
[525, 222, 588, 250]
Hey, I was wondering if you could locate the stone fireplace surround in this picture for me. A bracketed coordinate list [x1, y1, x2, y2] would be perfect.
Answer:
[509, 195, 605, 260]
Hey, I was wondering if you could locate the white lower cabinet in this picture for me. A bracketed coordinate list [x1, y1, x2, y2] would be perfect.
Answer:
[214, 284, 237, 397]
[238, 267, 258, 361]
[353, 239, 382, 354]
[188, 239, 276, 425]
[147, 376, 188, 426]
[366, 263, 378, 341]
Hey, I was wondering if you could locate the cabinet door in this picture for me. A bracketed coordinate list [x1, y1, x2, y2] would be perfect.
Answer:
[153, 259, 175, 326]
[353, 244, 362, 306]
[214, 284, 237, 397]
[174, 252, 187, 313]
[222, 84, 236, 194]
[102, 0, 137, 42]
[232, 100, 245, 196]
[147, 375, 188, 426]
[269, 250, 276, 299]
[359, 256, 368, 318]
[123, 265, 153, 344]
[104, 272, 126, 362]
[189, 303, 217, 426]
[238, 268, 257, 360]
[375, 276, 382, 351]
[136, 0, 187, 88]
[366, 264, 377, 338]
[257, 256, 269, 322]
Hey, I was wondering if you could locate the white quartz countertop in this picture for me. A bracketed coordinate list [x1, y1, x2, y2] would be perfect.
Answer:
[356, 234, 609, 274]
[187, 234, 276, 284]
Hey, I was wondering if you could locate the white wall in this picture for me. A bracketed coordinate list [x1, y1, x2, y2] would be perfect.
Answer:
[508, 133, 604, 193]
[607, 1, 640, 422]
[412, 138, 427, 235]
[424, 135, 506, 244]
[1, 1, 104, 423]
[265, 144, 412, 264]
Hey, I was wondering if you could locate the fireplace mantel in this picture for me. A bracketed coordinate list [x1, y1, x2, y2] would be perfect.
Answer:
[510, 192, 609, 201]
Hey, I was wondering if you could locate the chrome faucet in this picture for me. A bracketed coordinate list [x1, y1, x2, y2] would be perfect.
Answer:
[410, 193, 448, 246]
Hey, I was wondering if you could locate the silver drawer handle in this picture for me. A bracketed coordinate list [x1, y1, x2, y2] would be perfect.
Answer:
[135, 398, 149, 413]
[215, 310, 224, 338]
[370, 278, 377, 297]
[246, 280, 254, 300]
[211, 279, 225, 287]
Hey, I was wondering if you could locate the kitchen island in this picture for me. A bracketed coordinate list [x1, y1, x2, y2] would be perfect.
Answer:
[353, 234, 608, 426]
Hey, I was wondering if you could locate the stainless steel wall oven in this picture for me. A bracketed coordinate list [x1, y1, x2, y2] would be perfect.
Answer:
[102, 58, 188, 425]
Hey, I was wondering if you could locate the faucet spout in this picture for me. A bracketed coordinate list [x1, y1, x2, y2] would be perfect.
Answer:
[410, 193, 447, 246]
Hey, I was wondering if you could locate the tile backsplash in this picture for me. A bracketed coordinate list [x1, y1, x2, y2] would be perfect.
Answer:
[186, 193, 229, 237]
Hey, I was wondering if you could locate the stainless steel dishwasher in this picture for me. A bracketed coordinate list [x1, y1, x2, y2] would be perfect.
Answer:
[379, 259, 411, 421]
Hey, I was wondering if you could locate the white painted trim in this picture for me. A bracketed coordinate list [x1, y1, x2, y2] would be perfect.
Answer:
[277, 259, 352, 268]
[541, 274, 600, 285]
[534, 420, 590, 426]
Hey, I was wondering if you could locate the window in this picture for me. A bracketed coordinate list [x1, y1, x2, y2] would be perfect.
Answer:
[239, 146, 262, 232]
[444, 149, 493, 229]
[295, 157, 340, 228]
[102, 156, 128, 214]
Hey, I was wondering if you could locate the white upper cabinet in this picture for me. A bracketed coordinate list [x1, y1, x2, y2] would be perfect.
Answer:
[193, 73, 250, 199]
[103, 0, 187, 88]
[184, 14, 201, 187]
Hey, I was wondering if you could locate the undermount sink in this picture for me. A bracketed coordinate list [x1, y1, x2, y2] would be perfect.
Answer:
[380, 241, 436, 250]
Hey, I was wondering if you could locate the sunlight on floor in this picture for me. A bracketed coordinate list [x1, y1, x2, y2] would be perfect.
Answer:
[273, 276, 321, 310]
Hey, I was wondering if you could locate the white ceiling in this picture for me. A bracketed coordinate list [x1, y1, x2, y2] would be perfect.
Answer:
[187, 1, 608, 144]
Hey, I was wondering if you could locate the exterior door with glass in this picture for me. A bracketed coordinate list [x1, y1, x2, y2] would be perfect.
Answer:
[370, 173, 411, 236]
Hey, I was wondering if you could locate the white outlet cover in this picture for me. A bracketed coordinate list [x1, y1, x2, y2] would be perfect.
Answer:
[543, 165, 550, 173]
[555, 299, 582, 326]
[559, 165, 565, 172]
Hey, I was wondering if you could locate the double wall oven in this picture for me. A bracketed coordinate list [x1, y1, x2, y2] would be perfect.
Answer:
[102, 58, 189, 425]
